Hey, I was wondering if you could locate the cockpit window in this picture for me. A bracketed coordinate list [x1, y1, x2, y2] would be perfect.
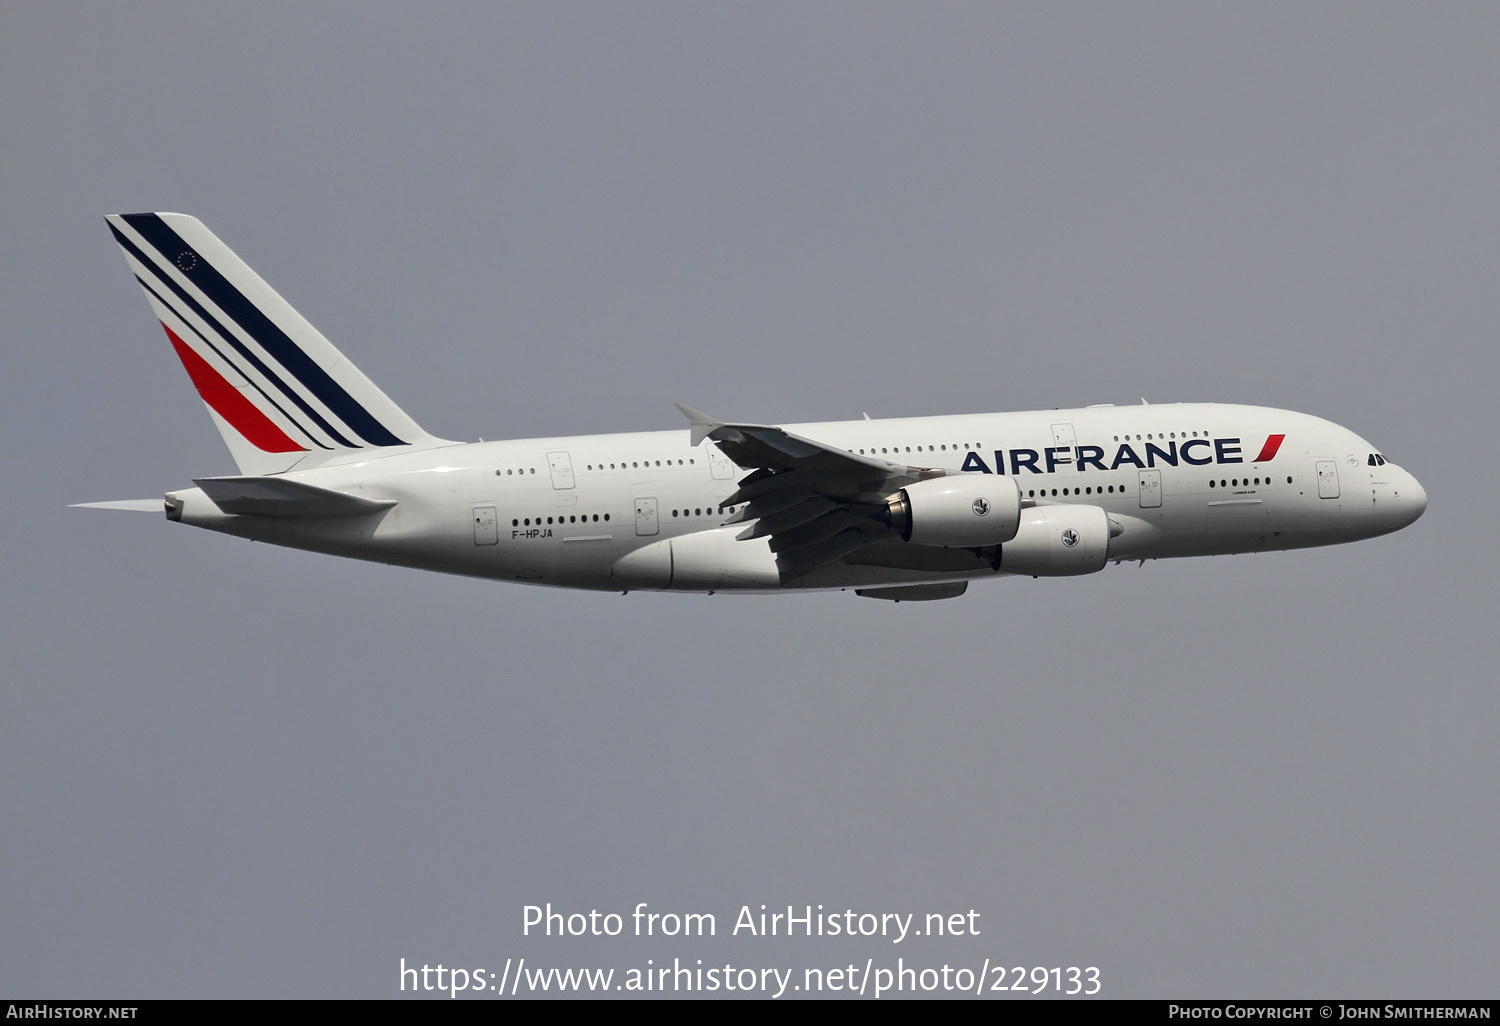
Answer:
[1377, 454, 1386, 466]
[1368, 454, 1377, 466]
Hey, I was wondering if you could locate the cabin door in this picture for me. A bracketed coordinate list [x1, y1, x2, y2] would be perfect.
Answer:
[635, 497, 660, 536]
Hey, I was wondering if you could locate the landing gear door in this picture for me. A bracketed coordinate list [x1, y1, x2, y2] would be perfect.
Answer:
[546, 451, 576, 490]
[1138, 469, 1162, 509]
[1316, 459, 1340, 499]
[635, 497, 660, 536]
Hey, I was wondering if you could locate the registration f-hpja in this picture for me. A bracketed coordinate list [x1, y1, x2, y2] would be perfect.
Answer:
[80, 213, 1426, 601]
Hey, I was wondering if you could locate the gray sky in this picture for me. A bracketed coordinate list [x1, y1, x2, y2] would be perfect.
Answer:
[2, 2, 1496, 998]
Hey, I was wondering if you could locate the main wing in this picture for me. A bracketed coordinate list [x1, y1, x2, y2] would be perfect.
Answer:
[678, 405, 946, 582]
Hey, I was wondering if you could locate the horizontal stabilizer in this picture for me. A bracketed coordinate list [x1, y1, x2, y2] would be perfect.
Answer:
[194, 476, 396, 519]
[70, 499, 163, 512]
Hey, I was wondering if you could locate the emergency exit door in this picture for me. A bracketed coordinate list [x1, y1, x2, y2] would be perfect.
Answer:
[473, 505, 498, 545]
[1316, 459, 1340, 499]
[706, 444, 737, 481]
[634, 497, 659, 536]
[546, 451, 575, 490]
[1050, 423, 1077, 474]
[1138, 469, 1162, 508]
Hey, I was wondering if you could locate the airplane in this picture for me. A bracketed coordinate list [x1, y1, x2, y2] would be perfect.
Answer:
[76, 212, 1427, 602]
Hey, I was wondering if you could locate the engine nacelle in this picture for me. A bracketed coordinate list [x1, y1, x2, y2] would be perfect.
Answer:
[999, 504, 1118, 577]
[887, 475, 1022, 547]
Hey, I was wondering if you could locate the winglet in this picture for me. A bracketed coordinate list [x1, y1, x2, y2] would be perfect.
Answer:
[675, 403, 724, 447]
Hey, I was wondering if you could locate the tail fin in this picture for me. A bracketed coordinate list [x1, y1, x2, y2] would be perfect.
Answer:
[106, 212, 450, 475]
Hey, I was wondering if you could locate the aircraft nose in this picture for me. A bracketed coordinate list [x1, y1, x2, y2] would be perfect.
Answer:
[1396, 470, 1427, 526]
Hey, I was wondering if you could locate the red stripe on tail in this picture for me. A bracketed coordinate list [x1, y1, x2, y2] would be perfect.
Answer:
[1253, 434, 1285, 462]
[162, 324, 306, 453]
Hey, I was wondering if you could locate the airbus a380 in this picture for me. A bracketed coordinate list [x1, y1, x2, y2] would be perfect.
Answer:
[79, 213, 1426, 601]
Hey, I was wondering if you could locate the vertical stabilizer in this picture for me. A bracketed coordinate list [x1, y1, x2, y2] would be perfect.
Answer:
[106, 212, 450, 475]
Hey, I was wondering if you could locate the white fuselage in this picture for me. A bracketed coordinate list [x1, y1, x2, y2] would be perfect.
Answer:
[164, 402, 1427, 594]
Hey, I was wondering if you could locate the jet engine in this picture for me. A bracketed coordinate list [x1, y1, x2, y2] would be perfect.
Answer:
[886, 475, 1022, 547]
[999, 504, 1121, 576]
